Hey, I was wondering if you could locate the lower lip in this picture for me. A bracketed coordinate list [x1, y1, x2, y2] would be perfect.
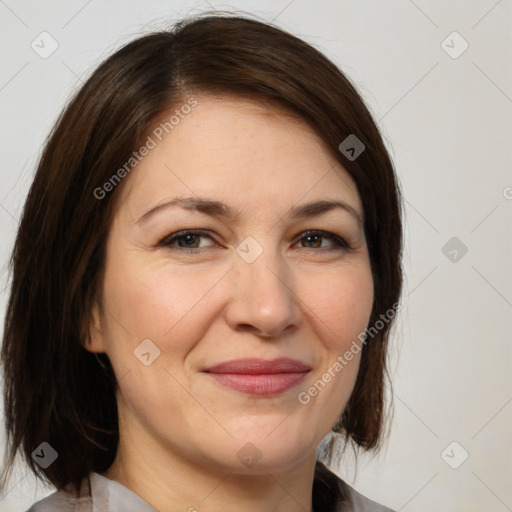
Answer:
[205, 372, 309, 396]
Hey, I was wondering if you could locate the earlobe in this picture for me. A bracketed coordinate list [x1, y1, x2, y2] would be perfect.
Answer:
[84, 299, 106, 353]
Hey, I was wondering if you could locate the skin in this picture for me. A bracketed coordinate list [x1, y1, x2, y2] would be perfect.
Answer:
[86, 95, 374, 512]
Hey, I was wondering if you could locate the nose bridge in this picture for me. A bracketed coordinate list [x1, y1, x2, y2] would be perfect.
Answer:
[242, 245, 288, 296]
[227, 235, 301, 336]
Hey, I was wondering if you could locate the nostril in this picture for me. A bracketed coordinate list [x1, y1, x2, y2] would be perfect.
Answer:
[236, 325, 274, 339]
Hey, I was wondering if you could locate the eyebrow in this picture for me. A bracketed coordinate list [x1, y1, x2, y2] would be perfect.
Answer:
[135, 196, 363, 226]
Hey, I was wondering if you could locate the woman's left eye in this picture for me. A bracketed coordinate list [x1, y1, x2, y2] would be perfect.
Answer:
[295, 230, 350, 250]
[157, 230, 350, 253]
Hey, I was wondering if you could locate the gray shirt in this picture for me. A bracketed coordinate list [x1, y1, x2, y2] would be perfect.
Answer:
[26, 465, 395, 512]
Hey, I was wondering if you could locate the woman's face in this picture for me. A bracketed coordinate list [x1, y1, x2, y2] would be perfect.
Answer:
[88, 95, 374, 474]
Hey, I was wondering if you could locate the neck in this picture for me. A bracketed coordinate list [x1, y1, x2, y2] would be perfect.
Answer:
[102, 423, 317, 512]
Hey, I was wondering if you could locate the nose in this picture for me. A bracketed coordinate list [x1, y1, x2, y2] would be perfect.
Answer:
[224, 245, 302, 339]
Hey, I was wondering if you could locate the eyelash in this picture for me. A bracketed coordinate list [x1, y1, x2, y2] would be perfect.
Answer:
[157, 230, 351, 254]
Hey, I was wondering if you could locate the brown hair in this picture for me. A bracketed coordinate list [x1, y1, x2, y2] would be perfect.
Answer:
[1, 12, 402, 493]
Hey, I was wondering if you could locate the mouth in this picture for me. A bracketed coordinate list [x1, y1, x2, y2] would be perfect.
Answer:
[202, 357, 311, 396]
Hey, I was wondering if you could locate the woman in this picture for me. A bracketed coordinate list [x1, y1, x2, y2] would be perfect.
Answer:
[1, 13, 402, 512]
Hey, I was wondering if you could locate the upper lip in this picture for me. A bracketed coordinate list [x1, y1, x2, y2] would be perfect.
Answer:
[203, 357, 311, 374]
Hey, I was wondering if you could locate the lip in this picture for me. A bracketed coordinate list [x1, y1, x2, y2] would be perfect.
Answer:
[202, 358, 311, 396]
[203, 357, 311, 374]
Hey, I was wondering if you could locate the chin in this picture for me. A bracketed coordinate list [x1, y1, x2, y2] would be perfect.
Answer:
[205, 429, 317, 475]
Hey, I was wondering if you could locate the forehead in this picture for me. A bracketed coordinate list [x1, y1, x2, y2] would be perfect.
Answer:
[117, 95, 362, 221]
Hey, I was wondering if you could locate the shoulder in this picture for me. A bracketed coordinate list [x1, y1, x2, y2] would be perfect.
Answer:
[25, 490, 91, 511]
[337, 478, 395, 512]
[25, 471, 157, 512]
[25, 477, 92, 512]
[314, 461, 395, 512]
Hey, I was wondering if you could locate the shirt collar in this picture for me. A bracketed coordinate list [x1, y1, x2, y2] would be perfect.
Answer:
[89, 462, 343, 512]
[90, 472, 158, 512]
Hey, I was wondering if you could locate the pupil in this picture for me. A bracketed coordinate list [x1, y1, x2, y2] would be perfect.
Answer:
[306, 235, 321, 248]
[182, 234, 197, 247]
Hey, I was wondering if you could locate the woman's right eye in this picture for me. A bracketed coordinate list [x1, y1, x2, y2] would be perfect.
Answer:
[158, 230, 217, 253]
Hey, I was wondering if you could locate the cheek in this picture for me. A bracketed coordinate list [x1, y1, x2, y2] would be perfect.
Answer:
[99, 256, 230, 427]
[299, 261, 374, 348]
[295, 262, 373, 417]
[100, 250, 229, 361]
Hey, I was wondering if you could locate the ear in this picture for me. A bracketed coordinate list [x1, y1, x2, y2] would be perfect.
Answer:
[83, 298, 107, 353]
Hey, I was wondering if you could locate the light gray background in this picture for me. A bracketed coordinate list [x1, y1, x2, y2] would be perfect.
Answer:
[1, 1, 511, 511]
